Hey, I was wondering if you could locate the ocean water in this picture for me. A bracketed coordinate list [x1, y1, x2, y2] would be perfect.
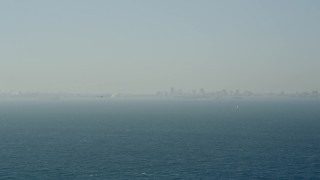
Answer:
[0, 98, 320, 179]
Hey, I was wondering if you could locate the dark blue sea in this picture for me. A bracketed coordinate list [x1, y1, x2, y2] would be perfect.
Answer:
[1, 97, 320, 179]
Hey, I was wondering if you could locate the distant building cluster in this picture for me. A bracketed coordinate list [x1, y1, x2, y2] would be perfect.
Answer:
[0, 89, 319, 99]
[156, 88, 320, 99]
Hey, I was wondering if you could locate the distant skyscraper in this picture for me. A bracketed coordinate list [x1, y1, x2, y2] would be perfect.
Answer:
[200, 88, 205, 95]
[170, 87, 175, 95]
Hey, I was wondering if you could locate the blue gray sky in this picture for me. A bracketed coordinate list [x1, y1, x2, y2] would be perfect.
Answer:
[1, 0, 319, 94]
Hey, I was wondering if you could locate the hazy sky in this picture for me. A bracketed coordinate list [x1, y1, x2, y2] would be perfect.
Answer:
[1, 0, 319, 94]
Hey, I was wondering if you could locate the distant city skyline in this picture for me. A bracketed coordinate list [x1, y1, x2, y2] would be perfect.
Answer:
[1, 0, 319, 94]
